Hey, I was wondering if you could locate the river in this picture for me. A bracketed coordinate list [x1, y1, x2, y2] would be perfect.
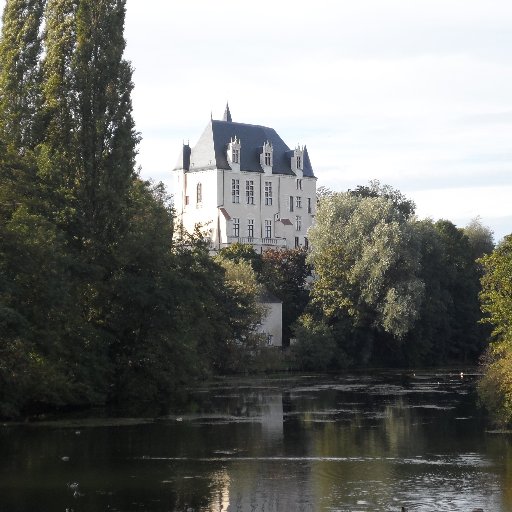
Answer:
[1, 370, 511, 511]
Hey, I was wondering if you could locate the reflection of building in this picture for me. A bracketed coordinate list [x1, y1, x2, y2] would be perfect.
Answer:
[172, 105, 317, 252]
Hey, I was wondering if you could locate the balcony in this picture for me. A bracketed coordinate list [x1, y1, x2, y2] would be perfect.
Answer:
[226, 236, 287, 248]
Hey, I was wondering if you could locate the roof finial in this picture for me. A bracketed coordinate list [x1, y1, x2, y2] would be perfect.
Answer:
[223, 102, 232, 122]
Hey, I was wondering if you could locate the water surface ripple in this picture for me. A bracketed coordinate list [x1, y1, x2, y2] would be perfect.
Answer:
[1, 370, 511, 511]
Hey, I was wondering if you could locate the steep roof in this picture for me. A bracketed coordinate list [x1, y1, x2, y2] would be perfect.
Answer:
[174, 116, 315, 178]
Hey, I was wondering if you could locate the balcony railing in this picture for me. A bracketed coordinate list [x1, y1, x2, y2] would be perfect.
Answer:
[227, 236, 286, 247]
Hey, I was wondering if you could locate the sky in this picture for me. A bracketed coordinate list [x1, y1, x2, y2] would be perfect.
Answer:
[2, 0, 512, 240]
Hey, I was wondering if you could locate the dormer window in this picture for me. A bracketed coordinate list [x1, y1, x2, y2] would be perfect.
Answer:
[228, 136, 241, 167]
[292, 145, 304, 174]
[261, 141, 273, 170]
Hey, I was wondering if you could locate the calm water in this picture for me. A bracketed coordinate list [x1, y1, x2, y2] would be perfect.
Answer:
[1, 371, 512, 512]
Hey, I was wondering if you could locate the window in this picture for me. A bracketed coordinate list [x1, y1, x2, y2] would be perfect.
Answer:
[266, 334, 273, 346]
[296, 156, 302, 170]
[232, 148, 239, 164]
[185, 195, 189, 206]
[232, 218, 240, 237]
[296, 178, 302, 190]
[296, 196, 302, 209]
[307, 197, 312, 214]
[264, 181, 273, 206]
[295, 236, 300, 248]
[289, 195, 294, 212]
[248, 219, 254, 238]
[264, 152, 271, 166]
[296, 215, 302, 231]
[246, 180, 254, 204]
[196, 183, 202, 204]
[264, 220, 272, 239]
[304, 237, 309, 249]
[232, 179, 240, 203]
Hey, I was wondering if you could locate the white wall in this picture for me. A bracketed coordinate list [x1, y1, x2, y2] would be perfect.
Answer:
[258, 301, 283, 347]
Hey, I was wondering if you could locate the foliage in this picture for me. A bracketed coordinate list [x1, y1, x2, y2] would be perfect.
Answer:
[402, 219, 488, 365]
[349, 180, 416, 220]
[308, 190, 423, 341]
[291, 314, 342, 371]
[261, 248, 311, 345]
[218, 242, 263, 273]
[464, 216, 495, 262]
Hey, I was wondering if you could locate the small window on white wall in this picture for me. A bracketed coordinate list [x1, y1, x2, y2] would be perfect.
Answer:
[232, 218, 240, 237]
[196, 182, 202, 204]
[248, 219, 254, 238]
[264, 220, 272, 239]
[232, 179, 240, 203]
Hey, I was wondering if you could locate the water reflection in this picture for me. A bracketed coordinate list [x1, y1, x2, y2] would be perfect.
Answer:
[1, 371, 511, 511]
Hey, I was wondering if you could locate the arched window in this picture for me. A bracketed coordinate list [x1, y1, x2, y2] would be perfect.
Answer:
[196, 182, 202, 204]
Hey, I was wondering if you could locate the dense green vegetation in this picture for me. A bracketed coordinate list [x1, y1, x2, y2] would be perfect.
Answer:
[0, 0, 264, 418]
[299, 182, 493, 370]
[0, 1, 507, 424]
[477, 235, 512, 426]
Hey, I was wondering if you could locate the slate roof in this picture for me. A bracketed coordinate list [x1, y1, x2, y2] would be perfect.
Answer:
[174, 116, 315, 178]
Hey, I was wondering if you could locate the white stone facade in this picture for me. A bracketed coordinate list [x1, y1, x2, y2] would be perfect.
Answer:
[172, 108, 317, 253]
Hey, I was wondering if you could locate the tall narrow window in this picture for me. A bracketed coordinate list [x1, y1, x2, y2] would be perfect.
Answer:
[248, 219, 254, 238]
[289, 195, 294, 212]
[296, 178, 302, 190]
[296, 196, 302, 209]
[264, 220, 272, 239]
[295, 236, 300, 248]
[196, 182, 202, 204]
[264, 152, 271, 166]
[304, 237, 309, 249]
[307, 197, 312, 214]
[232, 218, 240, 237]
[296, 156, 302, 170]
[296, 215, 302, 231]
[264, 181, 273, 206]
[246, 180, 254, 205]
[232, 179, 240, 203]
[232, 148, 239, 164]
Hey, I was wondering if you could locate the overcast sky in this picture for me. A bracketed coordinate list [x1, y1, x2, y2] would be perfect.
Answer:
[2, 0, 511, 240]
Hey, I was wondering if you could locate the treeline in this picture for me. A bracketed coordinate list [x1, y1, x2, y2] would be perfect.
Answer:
[291, 182, 495, 370]
[0, 0, 267, 418]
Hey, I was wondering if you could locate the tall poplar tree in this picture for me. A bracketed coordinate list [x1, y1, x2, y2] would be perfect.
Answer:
[0, 0, 45, 152]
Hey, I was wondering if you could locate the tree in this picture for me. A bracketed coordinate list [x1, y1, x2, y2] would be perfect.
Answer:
[0, 0, 45, 152]
[218, 242, 263, 273]
[308, 190, 424, 350]
[349, 180, 416, 220]
[261, 248, 311, 346]
[478, 235, 512, 426]
[464, 216, 494, 262]
[403, 219, 488, 365]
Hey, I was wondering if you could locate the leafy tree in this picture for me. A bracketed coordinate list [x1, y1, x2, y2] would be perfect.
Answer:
[261, 248, 311, 346]
[308, 191, 424, 346]
[218, 242, 263, 273]
[0, 0, 45, 151]
[402, 219, 487, 365]
[349, 180, 416, 220]
[292, 314, 340, 371]
[464, 216, 495, 262]
[478, 235, 512, 426]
